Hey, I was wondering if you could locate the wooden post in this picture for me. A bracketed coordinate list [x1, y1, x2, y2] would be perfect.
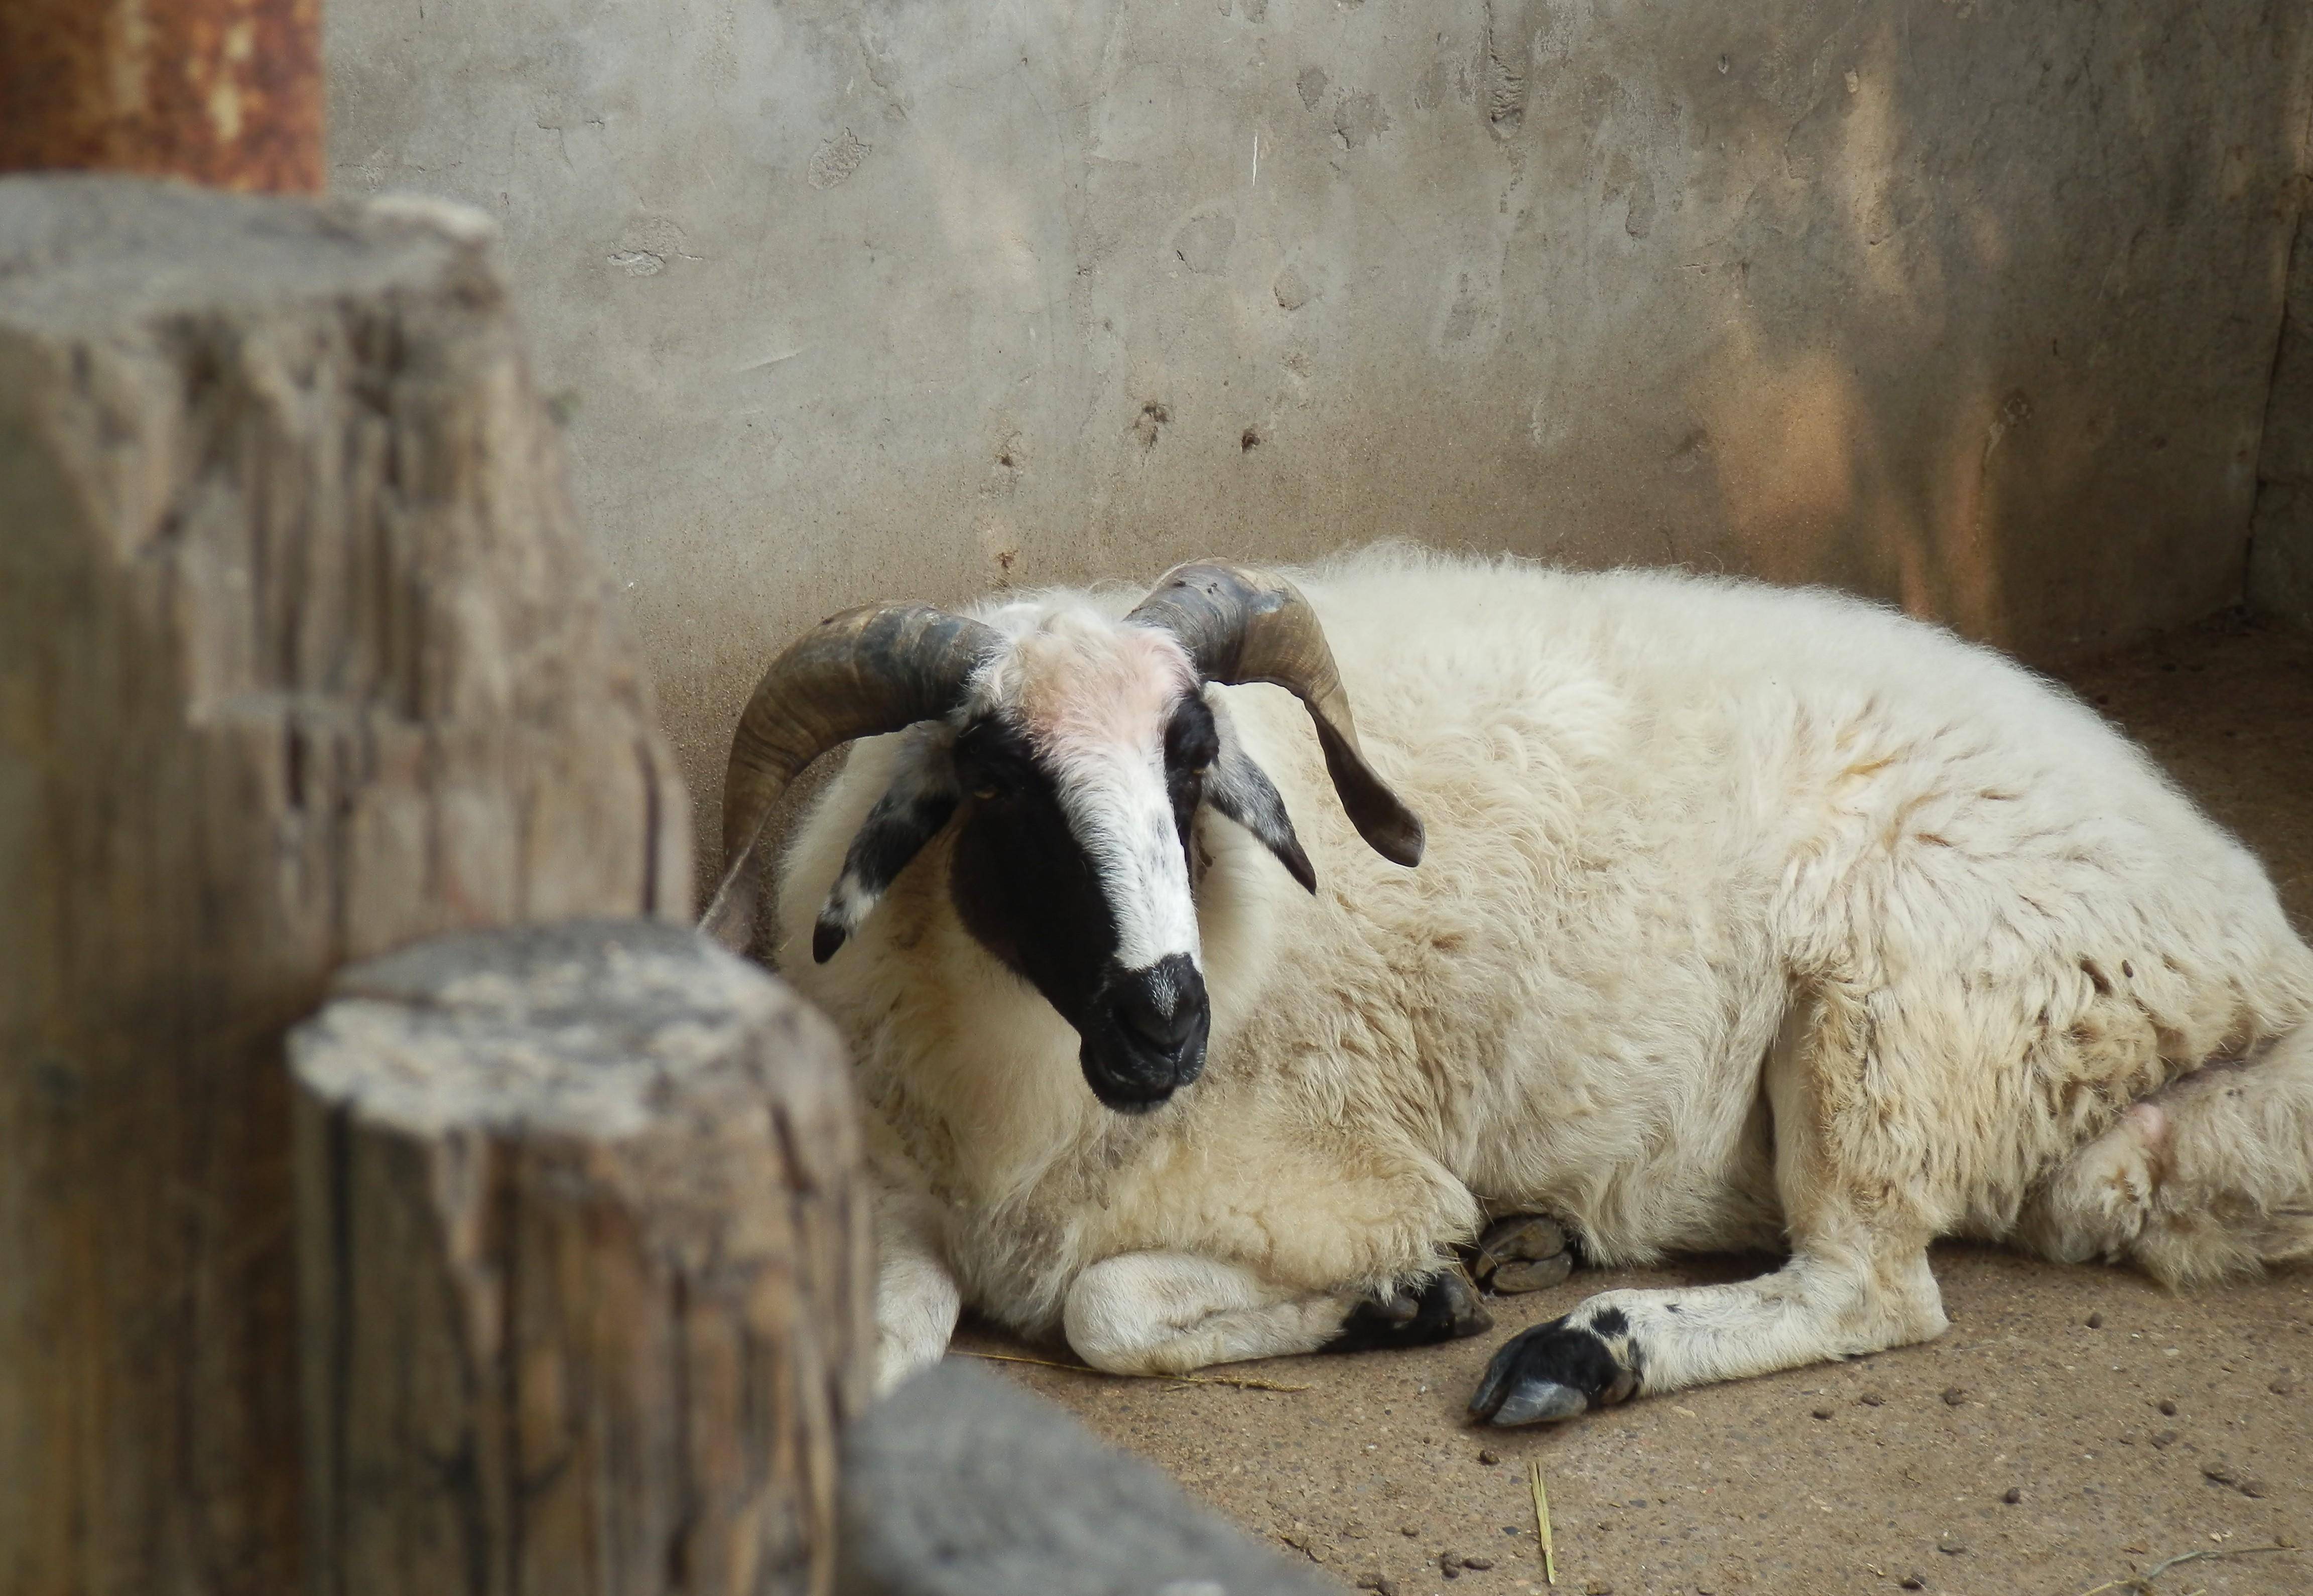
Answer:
[0, 0, 325, 191]
[0, 178, 690, 1596]
[291, 921, 869, 1596]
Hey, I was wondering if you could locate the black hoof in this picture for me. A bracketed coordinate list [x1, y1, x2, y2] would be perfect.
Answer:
[1466, 1213, 1575, 1295]
[1325, 1264, 1493, 1354]
[1466, 1314, 1639, 1427]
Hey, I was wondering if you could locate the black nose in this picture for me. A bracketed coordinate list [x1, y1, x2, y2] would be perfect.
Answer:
[1082, 954, 1210, 1111]
[1114, 973, 1200, 1052]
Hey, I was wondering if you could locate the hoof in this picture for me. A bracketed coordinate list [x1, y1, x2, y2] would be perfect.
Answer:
[1490, 1254, 1574, 1294]
[1466, 1314, 1638, 1427]
[1326, 1263, 1493, 1354]
[1467, 1213, 1574, 1295]
[1483, 1377, 1589, 1425]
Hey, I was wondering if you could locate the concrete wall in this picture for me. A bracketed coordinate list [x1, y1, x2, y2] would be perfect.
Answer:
[2252, 207, 2313, 627]
[328, 0, 2313, 891]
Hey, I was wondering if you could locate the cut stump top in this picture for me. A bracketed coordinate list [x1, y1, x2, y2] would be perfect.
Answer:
[292, 919, 845, 1141]
[0, 175, 501, 335]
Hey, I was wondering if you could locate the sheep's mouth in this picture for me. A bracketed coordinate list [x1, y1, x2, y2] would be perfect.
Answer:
[1077, 955, 1210, 1111]
[1077, 1029, 1207, 1113]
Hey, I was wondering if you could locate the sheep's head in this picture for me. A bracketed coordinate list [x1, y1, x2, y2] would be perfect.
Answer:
[704, 564, 1424, 1114]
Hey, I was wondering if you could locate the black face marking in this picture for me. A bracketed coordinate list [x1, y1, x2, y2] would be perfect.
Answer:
[948, 715, 1116, 1014]
[945, 709, 1211, 1113]
[1466, 1313, 1642, 1427]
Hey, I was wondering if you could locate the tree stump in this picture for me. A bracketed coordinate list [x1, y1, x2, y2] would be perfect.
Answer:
[0, 177, 690, 1596]
[292, 920, 869, 1596]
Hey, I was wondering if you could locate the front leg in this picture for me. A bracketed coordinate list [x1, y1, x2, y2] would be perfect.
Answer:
[1064, 1252, 1489, 1376]
[872, 1187, 962, 1396]
[1324, 1263, 1493, 1352]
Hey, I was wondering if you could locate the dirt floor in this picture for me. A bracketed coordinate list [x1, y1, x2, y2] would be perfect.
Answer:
[956, 610, 2313, 1596]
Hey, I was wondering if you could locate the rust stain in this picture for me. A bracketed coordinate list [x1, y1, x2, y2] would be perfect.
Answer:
[0, 0, 323, 193]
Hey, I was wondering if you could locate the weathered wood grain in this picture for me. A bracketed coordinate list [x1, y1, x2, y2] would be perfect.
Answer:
[291, 921, 868, 1596]
[0, 177, 690, 1596]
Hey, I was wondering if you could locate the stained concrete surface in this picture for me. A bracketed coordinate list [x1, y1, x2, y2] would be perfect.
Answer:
[956, 612, 2313, 1596]
[326, 1, 2313, 889]
[2253, 210, 2313, 631]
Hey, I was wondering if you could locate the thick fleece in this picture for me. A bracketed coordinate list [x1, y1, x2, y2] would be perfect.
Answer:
[773, 548, 2313, 1413]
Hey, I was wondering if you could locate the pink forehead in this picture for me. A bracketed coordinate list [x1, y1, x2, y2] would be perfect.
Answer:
[1009, 622, 1196, 752]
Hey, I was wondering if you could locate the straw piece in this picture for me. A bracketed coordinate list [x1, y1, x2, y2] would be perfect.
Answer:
[2075, 1542, 2294, 1596]
[1528, 1460, 1556, 1586]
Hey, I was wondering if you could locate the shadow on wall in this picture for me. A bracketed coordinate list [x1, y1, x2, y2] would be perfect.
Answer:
[1676, 3, 2306, 653]
[324, 0, 2313, 900]
[2251, 206, 2313, 625]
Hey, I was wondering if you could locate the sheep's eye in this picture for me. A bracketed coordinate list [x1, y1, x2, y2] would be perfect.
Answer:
[955, 722, 1031, 803]
[963, 755, 1028, 803]
[1165, 700, 1220, 775]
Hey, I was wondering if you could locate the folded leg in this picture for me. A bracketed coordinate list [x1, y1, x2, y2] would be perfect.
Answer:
[872, 1188, 962, 1396]
[1066, 1252, 1488, 1376]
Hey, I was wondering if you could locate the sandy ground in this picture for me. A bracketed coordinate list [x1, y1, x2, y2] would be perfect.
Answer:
[955, 611, 2313, 1596]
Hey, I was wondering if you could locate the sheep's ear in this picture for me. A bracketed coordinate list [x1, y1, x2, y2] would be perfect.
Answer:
[1203, 706, 1317, 894]
[813, 726, 960, 962]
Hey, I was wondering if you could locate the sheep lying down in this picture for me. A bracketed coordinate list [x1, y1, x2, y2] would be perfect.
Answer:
[705, 548, 2313, 1427]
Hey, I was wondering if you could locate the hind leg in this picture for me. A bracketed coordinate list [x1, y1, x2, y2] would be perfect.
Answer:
[1469, 989, 1952, 1425]
[1464, 1212, 1577, 1294]
[2019, 1027, 2313, 1286]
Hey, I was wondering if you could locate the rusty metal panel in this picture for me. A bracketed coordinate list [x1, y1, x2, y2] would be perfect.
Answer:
[0, 0, 323, 192]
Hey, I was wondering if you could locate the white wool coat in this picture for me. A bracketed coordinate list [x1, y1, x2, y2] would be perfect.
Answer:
[773, 549, 2313, 1350]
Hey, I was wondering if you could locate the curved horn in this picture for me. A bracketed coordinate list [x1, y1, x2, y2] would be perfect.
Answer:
[702, 603, 1001, 947]
[1127, 564, 1424, 867]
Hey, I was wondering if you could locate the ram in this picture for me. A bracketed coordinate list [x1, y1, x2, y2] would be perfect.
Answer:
[705, 548, 2313, 1426]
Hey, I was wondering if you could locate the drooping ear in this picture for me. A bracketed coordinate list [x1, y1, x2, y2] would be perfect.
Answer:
[1127, 562, 1423, 868]
[1201, 698, 1317, 894]
[812, 726, 960, 963]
